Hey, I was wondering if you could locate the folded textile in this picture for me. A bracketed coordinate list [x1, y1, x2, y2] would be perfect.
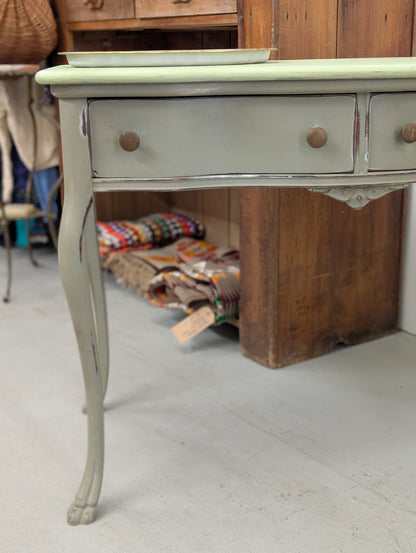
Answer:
[102, 241, 180, 296]
[147, 239, 240, 324]
[103, 237, 240, 324]
[97, 212, 205, 257]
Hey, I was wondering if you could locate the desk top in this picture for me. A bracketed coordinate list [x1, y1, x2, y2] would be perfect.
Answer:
[36, 57, 416, 86]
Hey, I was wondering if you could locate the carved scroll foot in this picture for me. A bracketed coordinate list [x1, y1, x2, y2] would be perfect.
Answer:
[67, 503, 96, 525]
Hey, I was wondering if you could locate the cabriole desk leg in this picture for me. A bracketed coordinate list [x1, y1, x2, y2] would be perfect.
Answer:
[58, 99, 109, 525]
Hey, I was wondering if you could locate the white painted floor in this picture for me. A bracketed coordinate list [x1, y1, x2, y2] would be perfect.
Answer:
[2, 247, 416, 553]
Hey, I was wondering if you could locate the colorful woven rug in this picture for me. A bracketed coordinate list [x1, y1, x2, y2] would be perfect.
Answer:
[97, 212, 205, 257]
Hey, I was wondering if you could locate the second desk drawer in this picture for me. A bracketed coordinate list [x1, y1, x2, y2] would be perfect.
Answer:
[368, 93, 416, 171]
[65, 0, 134, 22]
[89, 95, 356, 179]
[136, 0, 237, 18]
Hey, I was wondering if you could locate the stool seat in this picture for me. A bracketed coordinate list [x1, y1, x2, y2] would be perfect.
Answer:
[3, 202, 37, 219]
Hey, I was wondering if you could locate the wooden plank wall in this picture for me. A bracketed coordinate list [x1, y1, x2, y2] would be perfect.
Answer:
[238, 0, 414, 367]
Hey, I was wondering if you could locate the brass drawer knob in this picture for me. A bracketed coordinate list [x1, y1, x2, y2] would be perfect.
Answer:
[119, 131, 140, 152]
[82, 0, 103, 8]
[307, 127, 328, 148]
[401, 123, 416, 144]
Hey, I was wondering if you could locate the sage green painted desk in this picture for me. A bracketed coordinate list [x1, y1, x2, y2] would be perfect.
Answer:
[36, 58, 416, 524]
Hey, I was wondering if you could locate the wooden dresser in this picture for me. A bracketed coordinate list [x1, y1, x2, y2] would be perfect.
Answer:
[54, 0, 238, 50]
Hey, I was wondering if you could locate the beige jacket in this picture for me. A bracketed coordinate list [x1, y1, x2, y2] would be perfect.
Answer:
[0, 74, 59, 203]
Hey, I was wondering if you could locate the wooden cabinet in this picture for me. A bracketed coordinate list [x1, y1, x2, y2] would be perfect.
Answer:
[53, 0, 239, 241]
[54, 0, 238, 45]
[238, 0, 413, 368]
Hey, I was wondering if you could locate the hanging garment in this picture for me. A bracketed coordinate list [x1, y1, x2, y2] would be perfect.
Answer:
[0, 75, 59, 203]
[33, 166, 59, 217]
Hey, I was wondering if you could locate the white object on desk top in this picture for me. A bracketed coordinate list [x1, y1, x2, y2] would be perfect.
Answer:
[60, 49, 272, 68]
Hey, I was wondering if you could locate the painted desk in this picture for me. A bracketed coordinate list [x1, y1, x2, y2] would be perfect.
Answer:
[36, 57, 416, 524]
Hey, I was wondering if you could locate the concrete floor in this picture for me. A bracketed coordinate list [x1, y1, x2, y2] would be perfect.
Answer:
[2, 247, 416, 552]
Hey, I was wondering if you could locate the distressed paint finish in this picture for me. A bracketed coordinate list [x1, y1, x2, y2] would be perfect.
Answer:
[88, 95, 356, 177]
[36, 58, 416, 85]
[36, 59, 416, 523]
[368, 93, 416, 170]
[57, 98, 109, 525]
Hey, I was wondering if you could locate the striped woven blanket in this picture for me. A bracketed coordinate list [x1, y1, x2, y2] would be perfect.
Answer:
[97, 212, 205, 257]
[103, 237, 240, 324]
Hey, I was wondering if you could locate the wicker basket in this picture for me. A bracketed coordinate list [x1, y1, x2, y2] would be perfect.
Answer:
[0, 0, 58, 64]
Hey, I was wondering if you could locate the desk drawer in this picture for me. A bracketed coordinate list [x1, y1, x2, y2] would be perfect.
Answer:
[89, 96, 356, 179]
[136, 0, 237, 18]
[65, 0, 134, 22]
[368, 93, 416, 171]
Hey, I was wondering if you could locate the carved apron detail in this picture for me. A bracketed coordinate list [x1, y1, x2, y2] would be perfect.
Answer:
[309, 184, 409, 209]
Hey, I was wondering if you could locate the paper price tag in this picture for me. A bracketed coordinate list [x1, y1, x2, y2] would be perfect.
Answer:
[171, 306, 215, 344]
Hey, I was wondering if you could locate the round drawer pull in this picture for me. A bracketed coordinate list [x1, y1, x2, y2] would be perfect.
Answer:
[119, 131, 140, 152]
[400, 123, 416, 144]
[307, 127, 328, 148]
[82, 0, 103, 9]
